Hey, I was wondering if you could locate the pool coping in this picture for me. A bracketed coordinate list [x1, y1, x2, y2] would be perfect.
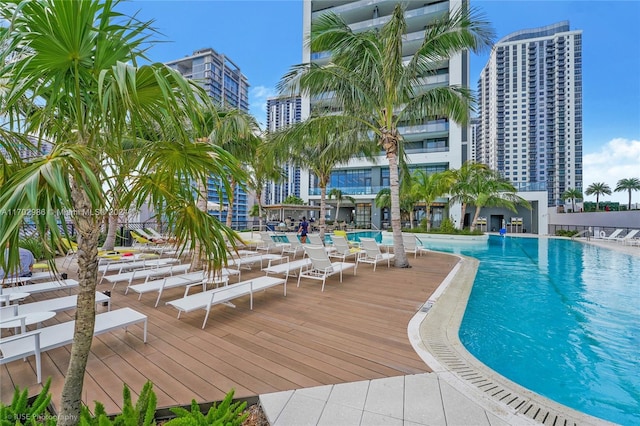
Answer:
[408, 236, 625, 426]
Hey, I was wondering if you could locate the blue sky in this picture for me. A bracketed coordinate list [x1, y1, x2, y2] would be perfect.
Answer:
[121, 0, 640, 204]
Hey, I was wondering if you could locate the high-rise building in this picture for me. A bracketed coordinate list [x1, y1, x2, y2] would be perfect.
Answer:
[476, 21, 583, 207]
[165, 48, 249, 111]
[165, 48, 251, 228]
[302, 0, 470, 229]
[265, 95, 302, 205]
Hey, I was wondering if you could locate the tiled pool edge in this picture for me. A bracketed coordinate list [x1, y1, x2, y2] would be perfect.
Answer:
[408, 253, 615, 426]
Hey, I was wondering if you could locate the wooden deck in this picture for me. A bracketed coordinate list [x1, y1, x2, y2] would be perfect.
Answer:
[1, 250, 457, 414]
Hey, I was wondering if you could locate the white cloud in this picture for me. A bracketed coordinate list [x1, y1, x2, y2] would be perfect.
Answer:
[249, 85, 277, 130]
[583, 138, 640, 204]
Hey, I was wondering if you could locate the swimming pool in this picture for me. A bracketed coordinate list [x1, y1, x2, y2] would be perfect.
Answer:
[421, 235, 639, 425]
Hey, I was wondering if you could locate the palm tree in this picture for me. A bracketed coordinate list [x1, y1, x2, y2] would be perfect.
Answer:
[279, 4, 493, 267]
[375, 187, 418, 228]
[585, 182, 612, 211]
[270, 116, 375, 241]
[411, 170, 455, 232]
[449, 162, 529, 231]
[246, 138, 284, 231]
[561, 188, 583, 213]
[328, 188, 356, 225]
[449, 162, 487, 229]
[207, 110, 261, 229]
[614, 177, 640, 210]
[0, 1, 242, 422]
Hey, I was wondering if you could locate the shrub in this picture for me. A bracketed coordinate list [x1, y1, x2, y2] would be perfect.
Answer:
[81, 381, 157, 425]
[165, 389, 248, 426]
[19, 236, 52, 261]
[0, 378, 56, 425]
[555, 229, 579, 237]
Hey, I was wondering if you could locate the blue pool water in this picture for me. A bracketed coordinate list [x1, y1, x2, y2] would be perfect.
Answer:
[326, 230, 382, 244]
[420, 236, 640, 425]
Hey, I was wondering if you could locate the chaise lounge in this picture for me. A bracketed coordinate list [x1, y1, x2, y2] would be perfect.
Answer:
[0, 307, 147, 383]
[166, 276, 286, 329]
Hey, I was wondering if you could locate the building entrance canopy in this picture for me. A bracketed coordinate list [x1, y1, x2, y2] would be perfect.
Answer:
[263, 204, 324, 222]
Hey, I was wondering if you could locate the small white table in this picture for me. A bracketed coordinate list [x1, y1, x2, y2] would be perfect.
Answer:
[0, 311, 56, 331]
[1, 292, 31, 304]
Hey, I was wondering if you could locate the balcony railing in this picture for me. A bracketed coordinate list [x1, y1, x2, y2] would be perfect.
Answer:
[308, 186, 386, 196]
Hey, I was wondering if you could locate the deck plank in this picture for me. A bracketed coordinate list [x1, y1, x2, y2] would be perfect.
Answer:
[1, 250, 455, 414]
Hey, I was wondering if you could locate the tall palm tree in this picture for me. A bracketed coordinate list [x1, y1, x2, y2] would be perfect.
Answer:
[328, 188, 356, 224]
[279, 4, 493, 267]
[0, 1, 242, 422]
[585, 182, 612, 211]
[614, 177, 640, 210]
[270, 116, 375, 241]
[561, 188, 583, 213]
[411, 170, 455, 232]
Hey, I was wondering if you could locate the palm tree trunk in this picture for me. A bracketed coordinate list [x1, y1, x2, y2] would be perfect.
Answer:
[59, 184, 100, 426]
[628, 190, 632, 210]
[425, 202, 432, 232]
[459, 202, 467, 230]
[225, 178, 235, 229]
[101, 213, 118, 251]
[409, 210, 415, 229]
[319, 185, 327, 241]
[192, 180, 207, 271]
[388, 153, 409, 268]
[470, 206, 482, 232]
[256, 190, 264, 231]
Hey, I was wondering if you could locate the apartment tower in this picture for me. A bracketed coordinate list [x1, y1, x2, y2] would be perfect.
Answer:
[302, 0, 470, 228]
[476, 21, 583, 207]
[265, 95, 303, 204]
[165, 48, 251, 228]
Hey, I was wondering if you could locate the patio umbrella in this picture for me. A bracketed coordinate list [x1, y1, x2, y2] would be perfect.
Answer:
[207, 201, 227, 211]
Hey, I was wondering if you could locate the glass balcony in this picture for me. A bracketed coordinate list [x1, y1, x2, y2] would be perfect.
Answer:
[308, 186, 385, 196]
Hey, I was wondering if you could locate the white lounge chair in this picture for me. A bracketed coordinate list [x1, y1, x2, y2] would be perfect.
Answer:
[0, 307, 147, 383]
[166, 276, 286, 329]
[0, 279, 79, 296]
[127, 270, 236, 307]
[10, 292, 111, 315]
[402, 234, 430, 258]
[103, 263, 190, 291]
[262, 256, 312, 281]
[357, 238, 395, 271]
[227, 252, 282, 280]
[616, 229, 639, 245]
[329, 235, 361, 262]
[256, 232, 288, 254]
[282, 233, 305, 259]
[98, 258, 179, 282]
[297, 245, 356, 291]
[602, 229, 624, 241]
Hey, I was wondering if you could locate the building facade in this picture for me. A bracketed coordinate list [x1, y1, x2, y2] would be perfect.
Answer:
[265, 95, 302, 205]
[476, 21, 583, 207]
[302, 0, 470, 229]
[165, 48, 251, 228]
